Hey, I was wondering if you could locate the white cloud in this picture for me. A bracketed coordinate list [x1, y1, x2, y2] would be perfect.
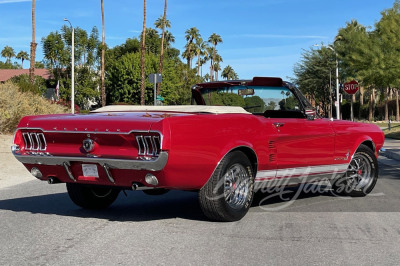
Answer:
[0, 0, 31, 4]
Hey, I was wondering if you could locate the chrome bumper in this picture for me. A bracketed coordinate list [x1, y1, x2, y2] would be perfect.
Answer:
[12, 151, 169, 172]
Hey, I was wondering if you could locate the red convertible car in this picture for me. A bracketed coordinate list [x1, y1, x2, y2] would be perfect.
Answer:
[12, 77, 384, 221]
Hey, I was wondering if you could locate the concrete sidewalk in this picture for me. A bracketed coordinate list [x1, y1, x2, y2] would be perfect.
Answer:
[381, 138, 400, 162]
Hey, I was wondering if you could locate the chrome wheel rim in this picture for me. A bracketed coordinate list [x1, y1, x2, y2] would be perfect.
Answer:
[346, 154, 373, 190]
[223, 163, 250, 210]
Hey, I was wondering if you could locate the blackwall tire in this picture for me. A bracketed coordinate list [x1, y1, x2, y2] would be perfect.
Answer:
[199, 151, 255, 222]
[66, 183, 120, 209]
[332, 144, 378, 197]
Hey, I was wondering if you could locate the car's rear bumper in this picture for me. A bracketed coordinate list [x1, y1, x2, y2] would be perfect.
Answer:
[12, 150, 169, 172]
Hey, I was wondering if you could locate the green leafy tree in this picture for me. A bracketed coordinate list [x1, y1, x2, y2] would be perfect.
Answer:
[10, 74, 46, 94]
[244, 96, 265, 112]
[293, 46, 335, 117]
[107, 51, 201, 105]
[42, 26, 102, 110]
[374, 1, 400, 121]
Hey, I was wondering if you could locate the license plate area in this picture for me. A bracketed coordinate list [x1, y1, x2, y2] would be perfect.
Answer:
[82, 164, 99, 177]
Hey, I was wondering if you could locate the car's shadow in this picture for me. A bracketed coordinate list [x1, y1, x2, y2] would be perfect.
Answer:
[0, 183, 340, 222]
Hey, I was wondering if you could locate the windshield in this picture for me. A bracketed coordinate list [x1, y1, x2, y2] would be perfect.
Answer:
[200, 86, 303, 114]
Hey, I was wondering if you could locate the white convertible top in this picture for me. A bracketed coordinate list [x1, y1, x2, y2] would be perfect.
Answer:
[92, 105, 250, 114]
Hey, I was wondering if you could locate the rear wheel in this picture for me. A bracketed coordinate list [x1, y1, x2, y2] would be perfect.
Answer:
[331, 144, 378, 197]
[66, 183, 120, 209]
[199, 151, 255, 222]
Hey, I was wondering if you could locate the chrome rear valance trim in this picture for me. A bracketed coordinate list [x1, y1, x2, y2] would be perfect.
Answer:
[13, 151, 168, 172]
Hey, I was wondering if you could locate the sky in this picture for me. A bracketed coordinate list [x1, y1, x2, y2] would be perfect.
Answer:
[0, 0, 396, 80]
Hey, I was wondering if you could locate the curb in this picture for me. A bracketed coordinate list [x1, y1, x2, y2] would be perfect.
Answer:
[381, 149, 400, 162]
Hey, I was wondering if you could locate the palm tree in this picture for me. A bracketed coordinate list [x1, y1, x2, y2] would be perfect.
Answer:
[208, 33, 222, 81]
[199, 58, 207, 77]
[140, 0, 147, 105]
[184, 27, 200, 67]
[155, 0, 168, 96]
[205, 46, 214, 81]
[101, 0, 106, 106]
[213, 53, 223, 81]
[194, 37, 207, 76]
[164, 31, 175, 50]
[222, 65, 238, 80]
[29, 0, 37, 84]
[16, 51, 29, 68]
[213, 62, 221, 81]
[1, 46, 15, 64]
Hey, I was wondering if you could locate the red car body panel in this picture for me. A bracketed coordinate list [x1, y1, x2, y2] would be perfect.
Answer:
[12, 77, 385, 193]
[13, 110, 384, 190]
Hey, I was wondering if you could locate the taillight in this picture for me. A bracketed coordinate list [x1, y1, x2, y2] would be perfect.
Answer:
[135, 134, 161, 157]
[22, 131, 47, 151]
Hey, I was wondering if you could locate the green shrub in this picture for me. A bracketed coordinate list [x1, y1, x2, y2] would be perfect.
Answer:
[10, 74, 47, 95]
[0, 82, 68, 133]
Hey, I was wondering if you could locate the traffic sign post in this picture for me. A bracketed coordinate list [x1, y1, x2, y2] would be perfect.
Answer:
[148, 74, 162, 106]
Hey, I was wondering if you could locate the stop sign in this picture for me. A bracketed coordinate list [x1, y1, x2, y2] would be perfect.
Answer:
[343, 80, 359, 95]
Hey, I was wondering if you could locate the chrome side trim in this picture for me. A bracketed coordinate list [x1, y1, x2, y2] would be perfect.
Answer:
[13, 151, 169, 171]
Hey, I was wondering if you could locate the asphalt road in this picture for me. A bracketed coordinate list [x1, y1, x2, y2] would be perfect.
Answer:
[0, 156, 400, 265]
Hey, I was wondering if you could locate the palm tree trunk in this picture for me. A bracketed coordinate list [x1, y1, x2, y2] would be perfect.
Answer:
[211, 45, 216, 82]
[140, 0, 147, 105]
[369, 88, 374, 122]
[157, 0, 167, 96]
[101, 0, 106, 106]
[197, 53, 200, 75]
[29, 0, 37, 84]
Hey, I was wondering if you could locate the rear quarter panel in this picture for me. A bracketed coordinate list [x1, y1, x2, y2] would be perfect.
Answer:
[152, 114, 272, 189]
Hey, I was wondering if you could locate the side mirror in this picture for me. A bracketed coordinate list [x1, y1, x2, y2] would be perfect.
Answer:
[305, 108, 316, 120]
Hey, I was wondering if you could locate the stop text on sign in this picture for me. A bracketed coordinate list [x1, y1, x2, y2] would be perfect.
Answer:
[343, 80, 359, 95]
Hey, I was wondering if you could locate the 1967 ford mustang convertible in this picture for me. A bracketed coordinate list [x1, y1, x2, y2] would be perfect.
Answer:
[12, 77, 384, 221]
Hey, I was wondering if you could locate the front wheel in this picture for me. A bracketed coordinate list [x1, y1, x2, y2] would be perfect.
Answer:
[199, 151, 255, 222]
[66, 183, 120, 209]
[331, 144, 378, 197]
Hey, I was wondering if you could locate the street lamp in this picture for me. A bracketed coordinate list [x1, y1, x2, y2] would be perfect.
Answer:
[314, 44, 340, 120]
[64, 18, 75, 114]
[327, 46, 340, 120]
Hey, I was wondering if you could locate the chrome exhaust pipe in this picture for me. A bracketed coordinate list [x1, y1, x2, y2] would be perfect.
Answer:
[47, 177, 60, 184]
[132, 183, 139, 190]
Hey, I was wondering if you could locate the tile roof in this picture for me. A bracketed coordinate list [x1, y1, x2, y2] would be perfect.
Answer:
[0, 69, 52, 82]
